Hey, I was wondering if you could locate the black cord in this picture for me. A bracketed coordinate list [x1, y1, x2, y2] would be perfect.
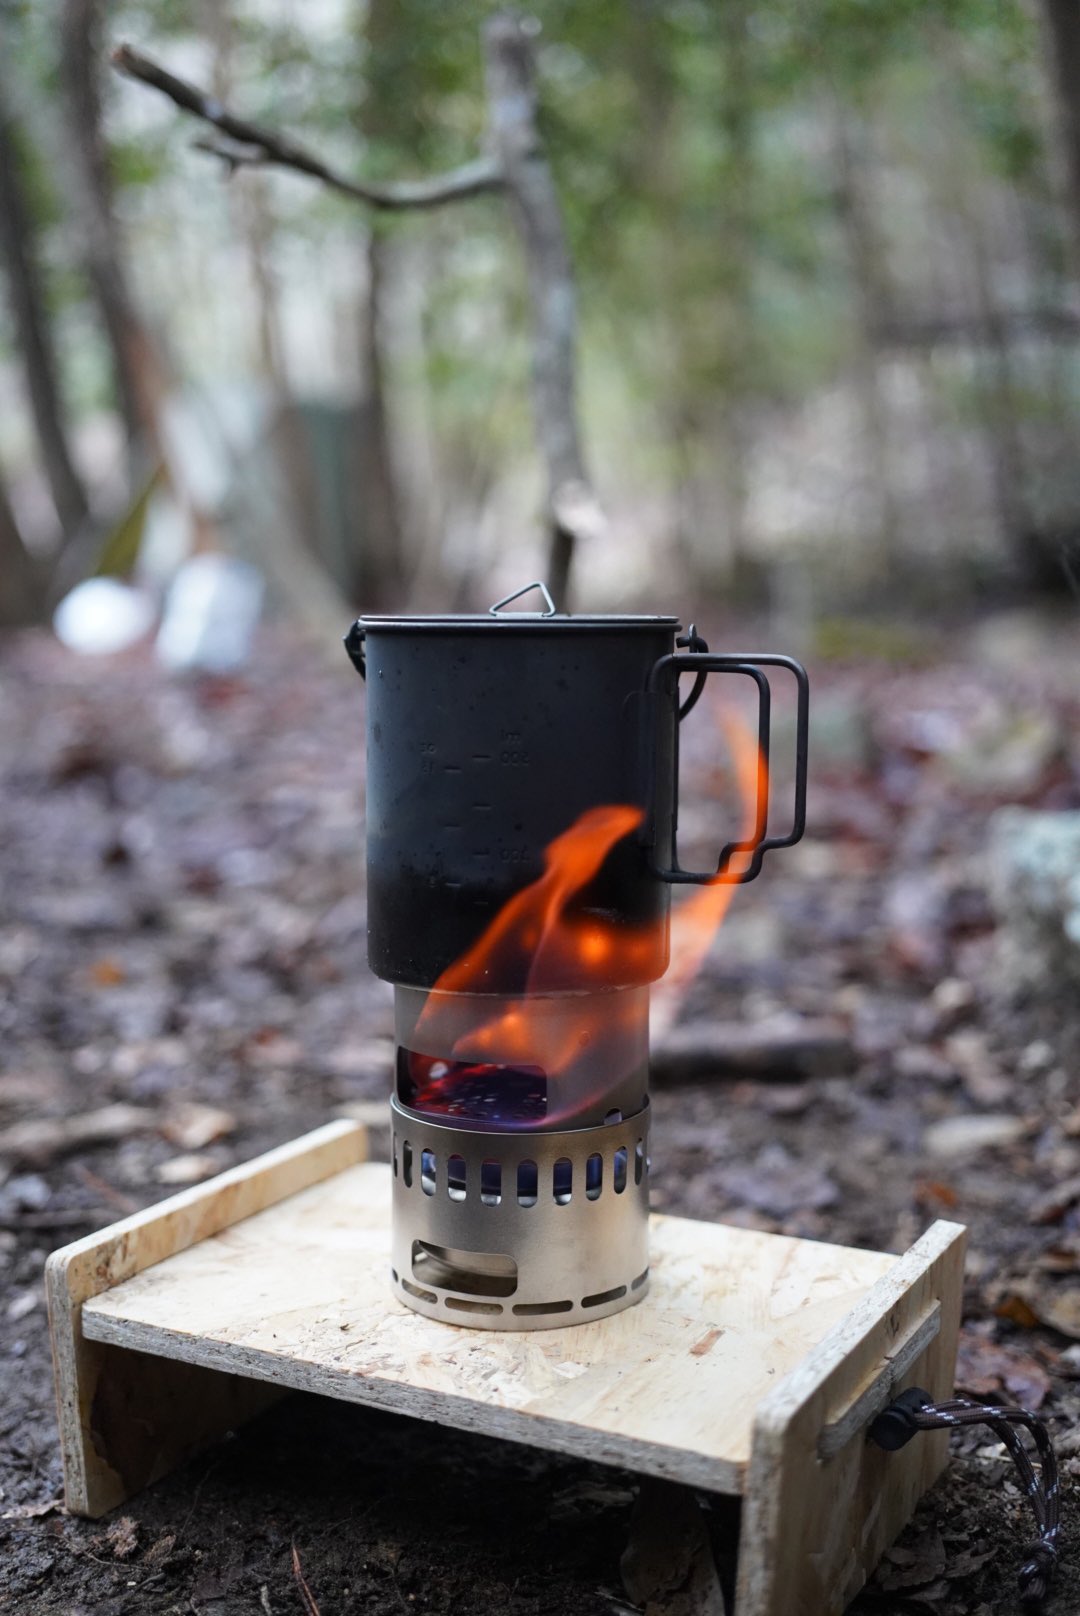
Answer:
[868, 1388, 1061, 1608]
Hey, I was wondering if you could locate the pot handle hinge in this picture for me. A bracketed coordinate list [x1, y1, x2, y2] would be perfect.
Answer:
[344, 622, 366, 678]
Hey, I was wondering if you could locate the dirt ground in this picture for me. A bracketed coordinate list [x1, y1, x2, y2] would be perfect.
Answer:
[1, 611, 1079, 1616]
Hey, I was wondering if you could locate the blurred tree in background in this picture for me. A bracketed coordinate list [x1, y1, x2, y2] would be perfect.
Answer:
[0, 0, 1078, 624]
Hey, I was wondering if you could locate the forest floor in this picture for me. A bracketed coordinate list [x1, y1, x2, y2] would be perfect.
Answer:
[1, 609, 1079, 1616]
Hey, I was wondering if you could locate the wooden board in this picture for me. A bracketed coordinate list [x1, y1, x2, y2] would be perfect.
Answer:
[78, 1154, 894, 1494]
[738, 1220, 966, 1616]
[49, 1124, 965, 1616]
[46, 1120, 368, 1517]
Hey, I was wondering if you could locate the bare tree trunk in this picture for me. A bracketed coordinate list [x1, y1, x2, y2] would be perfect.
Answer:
[354, 229, 406, 602]
[350, 0, 410, 605]
[484, 15, 598, 610]
[58, 0, 227, 586]
[200, 0, 287, 389]
[0, 87, 90, 546]
[0, 461, 45, 627]
[830, 98, 901, 582]
[1041, 0, 1080, 261]
[928, 51, 1047, 590]
[714, 0, 755, 590]
[58, 0, 160, 462]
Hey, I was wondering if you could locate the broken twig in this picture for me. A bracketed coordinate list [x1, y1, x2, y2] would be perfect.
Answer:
[291, 1543, 321, 1616]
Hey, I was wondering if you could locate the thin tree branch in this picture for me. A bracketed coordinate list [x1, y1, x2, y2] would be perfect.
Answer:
[111, 44, 504, 210]
[113, 18, 600, 607]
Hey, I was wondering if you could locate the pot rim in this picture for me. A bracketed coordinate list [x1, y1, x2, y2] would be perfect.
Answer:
[355, 613, 682, 631]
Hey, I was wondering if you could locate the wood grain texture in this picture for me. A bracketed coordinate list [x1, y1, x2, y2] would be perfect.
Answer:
[735, 1219, 966, 1616]
[47, 1120, 367, 1517]
[81, 1159, 896, 1495]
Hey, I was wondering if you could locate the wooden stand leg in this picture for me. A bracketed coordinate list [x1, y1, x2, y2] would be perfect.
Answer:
[46, 1121, 367, 1518]
[735, 1220, 967, 1616]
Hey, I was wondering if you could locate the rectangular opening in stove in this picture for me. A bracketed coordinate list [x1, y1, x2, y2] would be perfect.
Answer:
[411, 1240, 519, 1298]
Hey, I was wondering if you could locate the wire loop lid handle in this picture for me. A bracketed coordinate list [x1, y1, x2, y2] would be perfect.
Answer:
[489, 581, 557, 617]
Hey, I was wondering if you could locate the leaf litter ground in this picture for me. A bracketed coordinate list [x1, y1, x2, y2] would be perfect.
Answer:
[1, 614, 1079, 1615]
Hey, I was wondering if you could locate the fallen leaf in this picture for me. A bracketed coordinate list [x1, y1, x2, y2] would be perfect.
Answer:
[994, 1281, 1080, 1339]
[1, 1497, 63, 1519]
[88, 956, 126, 988]
[1030, 1174, 1080, 1226]
[156, 1153, 218, 1185]
[162, 1102, 235, 1151]
[105, 1516, 139, 1560]
[143, 1532, 176, 1568]
[0, 1105, 156, 1166]
[6, 1289, 39, 1322]
[923, 1114, 1029, 1158]
[956, 1333, 1050, 1409]
[994, 1293, 1041, 1329]
[876, 1526, 947, 1590]
[914, 1178, 960, 1211]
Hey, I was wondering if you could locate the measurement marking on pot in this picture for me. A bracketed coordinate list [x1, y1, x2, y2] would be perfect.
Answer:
[443, 764, 462, 774]
[471, 753, 492, 762]
[473, 802, 492, 811]
[443, 824, 462, 832]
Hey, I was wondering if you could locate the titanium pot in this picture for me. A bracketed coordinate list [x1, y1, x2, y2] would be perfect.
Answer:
[345, 583, 808, 995]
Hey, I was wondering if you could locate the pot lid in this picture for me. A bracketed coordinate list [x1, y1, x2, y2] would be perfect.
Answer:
[357, 614, 682, 629]
[357, 581, 680, 631]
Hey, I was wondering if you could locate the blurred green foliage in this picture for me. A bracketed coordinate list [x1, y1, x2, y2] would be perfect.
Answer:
[0, 0, 1076, 594]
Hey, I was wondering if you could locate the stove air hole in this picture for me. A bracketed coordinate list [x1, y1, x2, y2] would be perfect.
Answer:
[447, 1154, 466, 1201]
[604, 1108, 623, 1124]
[517, 1159, 538, 1207]
[421, 1148, 436, 1195]
[631, 1268, 649, 1291]
[402, 1141, 413, 1188]
[634, 1141, 644, 1185]
[553, 1158, 572, 1204]
[411, 1240, 517, 1297]
[481, 1159, 502, 1206]
[446, 1297, 503, 1316]
[401, 1278, 436, 1303]
[586, 1153, 603, 1200]
[613, 1147, 628, 1193]
[582, 1284, 626, 1308]
[392, 1133, 398, 1177]
[512, 1300, 573, 1317]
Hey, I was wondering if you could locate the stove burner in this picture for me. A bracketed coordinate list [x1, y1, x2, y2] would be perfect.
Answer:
[396, 1048, 547, 1126]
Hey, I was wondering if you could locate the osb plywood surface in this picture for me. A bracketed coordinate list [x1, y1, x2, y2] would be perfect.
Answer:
[82, 1162, 896, 1492]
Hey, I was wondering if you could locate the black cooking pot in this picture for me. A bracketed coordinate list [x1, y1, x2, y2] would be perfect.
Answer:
[346, 584, 808, 992]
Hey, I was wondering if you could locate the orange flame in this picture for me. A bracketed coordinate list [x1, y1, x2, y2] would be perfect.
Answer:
[414, 704, 764, 1098]
[432, 804, 644, 999]
[417, 804, 648, 1077]
[651, 706, 767, 1039]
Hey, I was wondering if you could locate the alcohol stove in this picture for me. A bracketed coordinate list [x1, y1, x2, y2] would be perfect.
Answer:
[345, 584, 808, 1329]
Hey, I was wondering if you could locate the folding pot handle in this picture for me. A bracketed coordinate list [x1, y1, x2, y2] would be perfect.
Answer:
[645, 650, 809, 885]
[344, 621, 366, 678]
